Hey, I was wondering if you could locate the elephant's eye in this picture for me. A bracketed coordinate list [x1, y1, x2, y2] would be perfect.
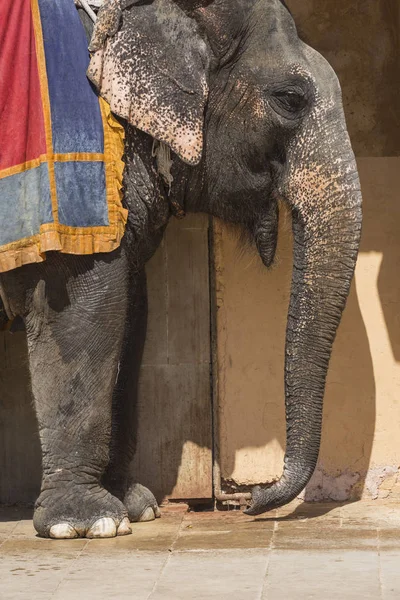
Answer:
[271, 89, 308, 115]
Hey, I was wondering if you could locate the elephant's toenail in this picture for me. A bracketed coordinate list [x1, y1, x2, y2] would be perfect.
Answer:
[87, 517, 117, 538]
[117, 517, 132, 536]
[139, 507, 156, 522]
[49, 523, 79, 539]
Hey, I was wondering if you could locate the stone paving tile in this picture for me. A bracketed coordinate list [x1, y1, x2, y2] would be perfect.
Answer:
[340, 502, 400, 529]
[52, 553, 167, 600]
[0, 522, 18, 538]
[275, 501, 342, 521]
[1, 502, 400, 599]
[149, 550, 269, 600]
[274, 525, 379, 551]
[0, 542, 89, 600]
[0, 537, 88, 554]
[175, 511, 274, 550]
[6, 518, 38, 538]
[270, 515, 342, 530]
[263, 550, 381, 599]
[378, 529, 400, 551]
[83, 511, 184, 553]
[380, 552, 400, 600]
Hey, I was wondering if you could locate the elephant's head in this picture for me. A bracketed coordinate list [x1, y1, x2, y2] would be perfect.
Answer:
[88, 0, 363, 514]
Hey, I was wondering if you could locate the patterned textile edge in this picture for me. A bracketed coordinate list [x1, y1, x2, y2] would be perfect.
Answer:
[0, 100, 127, 273]
[0, 0, 127, 273]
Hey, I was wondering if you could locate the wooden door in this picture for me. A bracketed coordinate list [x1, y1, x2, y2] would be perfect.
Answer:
[132, 214, 213, 503]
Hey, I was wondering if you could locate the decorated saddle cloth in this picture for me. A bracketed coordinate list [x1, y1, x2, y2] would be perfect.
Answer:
[0, 0, 127, 273]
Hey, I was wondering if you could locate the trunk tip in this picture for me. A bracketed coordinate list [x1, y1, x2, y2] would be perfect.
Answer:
[243, 479, 308, 516]
[243, 485, 277, 516]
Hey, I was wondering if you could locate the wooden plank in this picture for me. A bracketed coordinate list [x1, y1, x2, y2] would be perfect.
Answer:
[136, 214, 213, 502]
[142, 237, 168, 366]
[132, 364, 212, 501]
[166, 215, 210, 366]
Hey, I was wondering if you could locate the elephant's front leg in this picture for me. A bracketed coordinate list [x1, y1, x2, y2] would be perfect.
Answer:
[24, 254, 132, 539]
[103, 270, 160, 523]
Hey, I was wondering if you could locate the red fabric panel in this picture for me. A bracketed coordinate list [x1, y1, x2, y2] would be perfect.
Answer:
[0, 0, 46, 171]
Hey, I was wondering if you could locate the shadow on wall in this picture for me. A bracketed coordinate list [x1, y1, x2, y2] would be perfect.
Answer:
[370, 160, 400, 363]
[303, 158, 400, 501]
[213, 196, 374, 503]
[0, 332, 41, 505]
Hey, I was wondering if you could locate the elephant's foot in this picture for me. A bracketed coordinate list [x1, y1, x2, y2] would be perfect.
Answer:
[122, 483, 161, 523]
[34, 484, 132, 539]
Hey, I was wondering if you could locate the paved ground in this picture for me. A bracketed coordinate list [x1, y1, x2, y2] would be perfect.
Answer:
[1, 500, 400, 599]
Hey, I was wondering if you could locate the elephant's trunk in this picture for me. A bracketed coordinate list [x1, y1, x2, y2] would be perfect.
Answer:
[246, 124, 362, 515]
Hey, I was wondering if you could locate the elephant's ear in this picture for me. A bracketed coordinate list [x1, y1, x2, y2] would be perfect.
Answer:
[88, 0, 210, 165]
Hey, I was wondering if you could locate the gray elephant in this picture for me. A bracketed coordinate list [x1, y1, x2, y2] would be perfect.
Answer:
[0, 0, 362, 538]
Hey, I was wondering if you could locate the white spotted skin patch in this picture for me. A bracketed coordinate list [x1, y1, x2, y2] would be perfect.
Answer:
[88, 0, 209, 165]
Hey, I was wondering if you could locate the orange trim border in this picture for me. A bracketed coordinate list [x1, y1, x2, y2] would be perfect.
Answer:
[0, 156, 46, 180]
[0, 153, 107, 180]
[31, 0, 58, 224]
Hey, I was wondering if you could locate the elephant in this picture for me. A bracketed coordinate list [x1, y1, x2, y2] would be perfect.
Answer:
[0, 0, 362, 538]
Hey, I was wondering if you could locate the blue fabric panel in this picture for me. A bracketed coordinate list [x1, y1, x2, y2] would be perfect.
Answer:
[55, 161, 108, 227]
[38, 0, 104, 154]
[0, 164, 53, 245]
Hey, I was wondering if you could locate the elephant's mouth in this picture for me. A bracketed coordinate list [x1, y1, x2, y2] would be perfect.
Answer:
[254, 200, 280, 268]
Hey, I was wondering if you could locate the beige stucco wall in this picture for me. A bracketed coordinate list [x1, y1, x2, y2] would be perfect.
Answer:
[215, 159, 400, 501]
[214, 1, 400, 501]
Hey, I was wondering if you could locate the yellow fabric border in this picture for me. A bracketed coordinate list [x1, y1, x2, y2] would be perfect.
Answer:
[54, 152, 105, 162]
[0, 156, 46, 180]
[99, 95, 128, 243]
[30, 0, 58, 224]
[0, 153, 107, 180]
[0, 223, 128, 273]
